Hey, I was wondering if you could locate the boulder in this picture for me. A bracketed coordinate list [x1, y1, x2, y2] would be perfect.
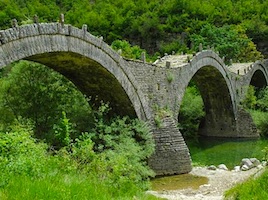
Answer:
[241, 165, 249, 171]
[250, 158, 260, 167]
[207, 165, 217, 170]
[218, 164, 228, 171]
[233, 166, 240, 172]
[257, 165, 263, 170]
[241, 158, 254, 169]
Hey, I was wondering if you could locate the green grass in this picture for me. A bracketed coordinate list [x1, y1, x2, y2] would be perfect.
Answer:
[0, 172, 160, 200]
[187, 137, 268, 169]
[225, 168, 268, 199]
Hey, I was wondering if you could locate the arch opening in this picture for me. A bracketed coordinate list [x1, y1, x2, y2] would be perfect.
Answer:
[179, 66, 236, 138]
[250, 69, 267, 90]
[26, 52, 137, 118]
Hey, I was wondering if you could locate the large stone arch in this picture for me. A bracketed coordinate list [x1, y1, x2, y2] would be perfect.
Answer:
[178, 51, 237, 137]
[0, 23, 151, 120]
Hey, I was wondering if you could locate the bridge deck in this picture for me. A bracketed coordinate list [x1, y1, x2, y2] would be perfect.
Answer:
[228, 63, 253, 75]
[153, 55, 189, 68]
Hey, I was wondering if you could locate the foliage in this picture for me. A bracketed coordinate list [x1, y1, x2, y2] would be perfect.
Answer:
[262, 146, 268, 161]
[85, 103, 155, 184]
[0, 106, 156, 198]
[178, 85, 205, 138]
[111, 39, 146, 60]
[250, 110, 268, 138]
[0, 126, 49, 186]
[225, 168, 268, 199]
[241, 85, 257, 109]
[190, 24, 262, 64]
[166, 71, 174, 83]
[53, 111, 72, 149]
[256, 86, 268, 112]
[0, 61, 92, 145]
[159, 39, 189, 55]
[0, 0, 266, 60]
[243, 86, 268, 137]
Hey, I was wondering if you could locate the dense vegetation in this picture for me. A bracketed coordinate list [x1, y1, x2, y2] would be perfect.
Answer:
[0, 0, 267, 62]
[178, 84, 205, 138]
[0, 119, 156, 199]
[0, 61, 157, 199]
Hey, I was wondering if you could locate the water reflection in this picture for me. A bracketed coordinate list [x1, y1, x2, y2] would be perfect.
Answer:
[151, 174, 208, 191]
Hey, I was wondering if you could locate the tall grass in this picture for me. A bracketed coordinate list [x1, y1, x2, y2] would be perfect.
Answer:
[0, 172, 158, 200]
[225, 169, 268, 199]
[0, 117, 159, 199]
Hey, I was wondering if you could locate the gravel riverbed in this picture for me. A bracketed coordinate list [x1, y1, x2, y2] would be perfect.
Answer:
[148, 166, 264, 200]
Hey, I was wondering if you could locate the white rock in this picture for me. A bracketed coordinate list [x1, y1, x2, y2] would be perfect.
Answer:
[218, 164, 228, 171]
[257, 164, 263, 170]
[250, 158, 260, 167]
[233, 166, 240, 172]
[241, 158, 254, 169]
[241, 164, 249, 171]
[207, 165, 217, 170]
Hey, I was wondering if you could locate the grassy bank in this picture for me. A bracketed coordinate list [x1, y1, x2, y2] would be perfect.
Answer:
[0, 115, 159, 199]
[225, 168, 268, 199]
[0, 173, 158, 200]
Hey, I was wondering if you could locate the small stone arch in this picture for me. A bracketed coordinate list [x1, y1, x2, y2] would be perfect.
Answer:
[0, 23, 151, 120]
[247, 62, 268, 89]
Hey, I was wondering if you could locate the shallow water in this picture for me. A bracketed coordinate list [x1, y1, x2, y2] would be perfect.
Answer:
[151, 174, 208, 191]
[186, 137, 268, 168]
[151, 137, 268, 191]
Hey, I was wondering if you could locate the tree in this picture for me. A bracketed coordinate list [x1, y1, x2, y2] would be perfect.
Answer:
[190, 24, 262, 63]
[0, 61, 91, 143]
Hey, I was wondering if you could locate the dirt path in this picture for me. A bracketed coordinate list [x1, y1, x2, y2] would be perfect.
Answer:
[148, 166, 264, 200]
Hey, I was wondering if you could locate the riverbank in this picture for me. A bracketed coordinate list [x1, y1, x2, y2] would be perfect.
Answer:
[148, 166, 264, 200]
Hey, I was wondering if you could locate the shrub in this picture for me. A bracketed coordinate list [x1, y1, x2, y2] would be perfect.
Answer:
[111, 39, 146, 60]
[68, 103, 156, 189]
[0, 126, 48, 186]
[178, 85, 205, 138]
[241, 85, 257, 109]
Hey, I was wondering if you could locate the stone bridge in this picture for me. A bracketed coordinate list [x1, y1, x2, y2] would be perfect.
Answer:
[0, 23, 267, 175]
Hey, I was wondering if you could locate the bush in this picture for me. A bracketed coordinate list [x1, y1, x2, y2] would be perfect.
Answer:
[77, 104, 156, 188]
[0, 126, 49, 186]
[241, 85, 257, 110]
[250, 110, 268, 138]
[256, 86, 268, 112]
[111, 39, 146, 60]
[244, 86, 268, 137]
[178, 85, 205, 138]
